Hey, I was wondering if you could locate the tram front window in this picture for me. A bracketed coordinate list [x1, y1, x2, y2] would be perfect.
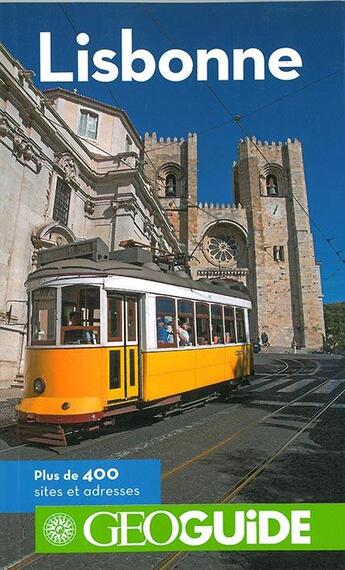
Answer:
[61, 285, 100, 345]
[31, 287, 57, 345]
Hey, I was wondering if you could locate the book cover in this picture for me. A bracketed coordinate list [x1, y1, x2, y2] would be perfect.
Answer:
[0, 1, 344, 568]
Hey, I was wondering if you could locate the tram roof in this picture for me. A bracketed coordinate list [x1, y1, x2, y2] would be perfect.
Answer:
[27, 258, 251, 301]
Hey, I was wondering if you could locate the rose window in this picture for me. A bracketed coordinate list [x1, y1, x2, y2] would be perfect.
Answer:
[203, 227, 242, 267]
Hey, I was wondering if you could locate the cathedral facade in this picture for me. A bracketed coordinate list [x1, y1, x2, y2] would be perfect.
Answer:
[144, 133, 325, 349]
[0, 42, 324, 385]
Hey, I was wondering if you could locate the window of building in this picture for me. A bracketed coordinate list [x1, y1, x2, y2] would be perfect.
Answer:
[125, 135, 133, 153]
[211, 305, 224, 344]
[235, 308, 247, 343]
[156, 297, 176, 348]
[108, 295, 122, 342]
[266, 174, 278, 196]
[31, 287, 57, 345]
[52, 178, 71, 226]
[78, 110, 98, 139]
[273, 245, 285, 262]
[165, 174, 177, 197]
[196, 303, 211, 345]
[279, 245, 285, 262]
[177, 300, 195, 346]
[61, 285, 100, 345]
[150, 236, 157, 253]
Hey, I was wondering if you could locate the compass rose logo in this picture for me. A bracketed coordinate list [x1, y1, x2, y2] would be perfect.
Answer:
[43, 513, 77, 546]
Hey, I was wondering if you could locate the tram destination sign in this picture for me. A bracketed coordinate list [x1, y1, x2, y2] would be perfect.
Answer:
[37, 238, 109, 266]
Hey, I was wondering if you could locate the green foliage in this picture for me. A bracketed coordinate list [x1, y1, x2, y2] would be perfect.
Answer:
[324, 302, 345, 351]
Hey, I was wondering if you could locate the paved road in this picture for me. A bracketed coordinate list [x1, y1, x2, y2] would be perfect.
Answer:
[1, 354, 344, 569]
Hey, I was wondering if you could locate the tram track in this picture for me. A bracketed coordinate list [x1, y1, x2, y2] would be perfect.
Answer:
[3, 358, 345, 569]
[161, 366, 343, 481]
[154, 381, 345, 570]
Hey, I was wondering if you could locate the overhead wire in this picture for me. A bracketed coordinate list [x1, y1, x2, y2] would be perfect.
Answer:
[141, 4, 345, 269]
[57, 3, 344, 280]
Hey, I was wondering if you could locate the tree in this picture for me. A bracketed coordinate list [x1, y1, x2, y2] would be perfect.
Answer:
[324, 302, 345, 351]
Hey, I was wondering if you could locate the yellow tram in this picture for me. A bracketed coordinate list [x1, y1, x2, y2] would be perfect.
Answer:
[17, 239, 254, 444]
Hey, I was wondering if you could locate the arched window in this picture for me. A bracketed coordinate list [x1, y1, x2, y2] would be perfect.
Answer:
[266, 174, 278, 196]
[165, 174, 177, 197]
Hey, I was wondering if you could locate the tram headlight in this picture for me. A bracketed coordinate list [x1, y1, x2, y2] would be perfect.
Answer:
[33, 377, 45, 394]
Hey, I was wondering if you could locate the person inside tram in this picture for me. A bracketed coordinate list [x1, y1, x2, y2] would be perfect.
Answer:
[64, 310, 96, 344]
[157, 317, 170, 343]
[69, 310, 82, 326]
[177, 319, 190, 346]
[165, 317, 175, 344]
[157, 317, 175, 346]
[213, 326, 224, 344]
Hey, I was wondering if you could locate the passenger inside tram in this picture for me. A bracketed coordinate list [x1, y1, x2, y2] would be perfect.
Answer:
[61, 285, 100, 345]
[177, 319, 190, 346]
[157, 317, 175, 347]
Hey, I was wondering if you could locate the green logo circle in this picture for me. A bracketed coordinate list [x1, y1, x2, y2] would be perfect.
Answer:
[43, 513, 77, 546]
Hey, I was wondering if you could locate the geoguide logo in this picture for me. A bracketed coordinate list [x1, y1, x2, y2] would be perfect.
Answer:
[43, 513, 77, 546]
[35, 504, 345, 553]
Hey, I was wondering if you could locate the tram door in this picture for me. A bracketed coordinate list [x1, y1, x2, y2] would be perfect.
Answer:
[108, 296, 139, 403]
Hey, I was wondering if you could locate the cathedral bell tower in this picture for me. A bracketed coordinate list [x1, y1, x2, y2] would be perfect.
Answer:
[234, 137, 325, 348]
[143, 132, 198, 253]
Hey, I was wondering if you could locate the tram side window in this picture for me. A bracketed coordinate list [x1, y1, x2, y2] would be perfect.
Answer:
[31, 288, 57, 345]
[236, 308, 247, 343]
[61, 285, 100, 345]
[196, 303, 211, 345]
[156, 297, 177, 348]
[211, 305, 224, 344]
[108, 296, 122, 342]
[177, 300, 195, 346]
[224, 306, 236, 343]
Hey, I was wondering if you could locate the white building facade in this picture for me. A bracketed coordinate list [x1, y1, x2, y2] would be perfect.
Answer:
[0, 44, 181, 385]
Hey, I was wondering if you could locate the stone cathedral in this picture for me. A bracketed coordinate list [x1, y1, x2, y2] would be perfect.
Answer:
[144, 133, 325, 348]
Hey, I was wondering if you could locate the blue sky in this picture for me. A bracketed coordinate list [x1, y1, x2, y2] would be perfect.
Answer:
[0, 2, 344, 302]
